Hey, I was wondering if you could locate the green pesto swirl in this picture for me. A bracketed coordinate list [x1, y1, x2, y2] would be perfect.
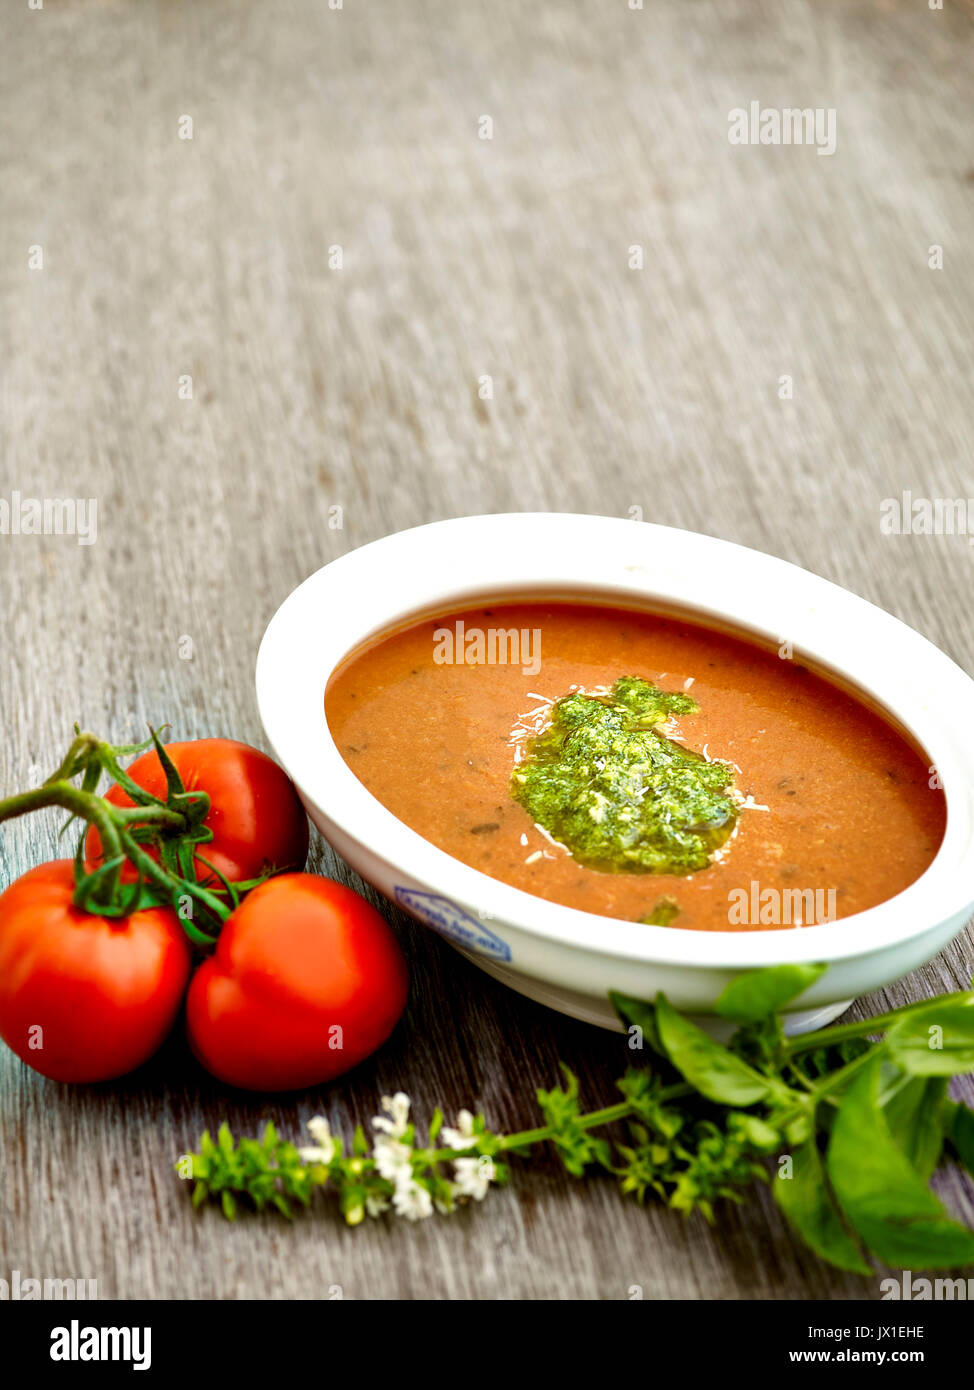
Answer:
[511, 676, 737, 875]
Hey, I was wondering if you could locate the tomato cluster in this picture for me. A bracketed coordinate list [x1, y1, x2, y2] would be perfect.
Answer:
[0, 739, 408, 1089]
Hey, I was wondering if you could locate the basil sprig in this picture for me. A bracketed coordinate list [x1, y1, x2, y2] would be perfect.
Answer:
[183, 965, 974, 1275]
[613, 966, 974, 1272]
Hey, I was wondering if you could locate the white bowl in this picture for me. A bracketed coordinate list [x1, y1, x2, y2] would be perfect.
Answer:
[255, 514, 974, 1032]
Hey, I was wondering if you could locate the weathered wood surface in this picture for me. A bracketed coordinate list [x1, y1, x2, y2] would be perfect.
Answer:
[2, 0, 974, 1300]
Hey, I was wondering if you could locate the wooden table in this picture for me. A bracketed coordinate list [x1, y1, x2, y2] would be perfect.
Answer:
[2, 0, 973, 1300]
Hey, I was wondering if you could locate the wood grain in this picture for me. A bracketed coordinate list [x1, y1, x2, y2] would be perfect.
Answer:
[1, 0, 973, 1300]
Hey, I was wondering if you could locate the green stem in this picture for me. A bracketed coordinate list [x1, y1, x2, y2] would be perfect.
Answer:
[0, 727, 246, 944]
[112, 804, 187, 828]
[119, 831, 230, 930]
[0, 781, 126, 870]
[0, 781, 138, 908]
[0, 780, 185, 840]
[43, 732, 100, 784]
[0, 764, 223, 931]
[810, 1045, 876, 1099]
[495, 1099, 634, 1153]
[784, 992, 974, 1056]
[422, 1088, 695, 1165]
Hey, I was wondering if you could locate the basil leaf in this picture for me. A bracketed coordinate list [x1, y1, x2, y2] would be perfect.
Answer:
[946, 1101, 974, 1176]
[716, 963, 828, 1023]
[655, 995, 776, 1106]
[796, 1036, 870, 1082]
[886, 1003, 974, 1076]
[609, 992, 664, 1057]
[882, 1075, 947, 1180]
[774, 1140, 872, 1275]
[735, 1112, 784, 1150]
[826, 1057, 974, 1269]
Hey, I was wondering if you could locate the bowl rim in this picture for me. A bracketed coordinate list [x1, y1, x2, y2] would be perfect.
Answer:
[255, 513, 974, 969]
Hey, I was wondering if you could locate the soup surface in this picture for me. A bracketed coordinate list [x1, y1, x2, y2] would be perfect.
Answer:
[325, 602, 945, 931]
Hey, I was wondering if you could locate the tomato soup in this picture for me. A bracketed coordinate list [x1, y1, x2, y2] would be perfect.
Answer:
[324, 602, 945, 932]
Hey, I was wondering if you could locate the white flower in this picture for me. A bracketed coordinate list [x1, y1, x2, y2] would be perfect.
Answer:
[373, 1137, 413, 1181]
[298, 1114, 336, 1165]
[372, 1092, 411, 1139]
[365, 1192, 391, 1218]
[441, 1108, 478, 1151]
[453, 1156, 497, 1201]
[392, 1180, 433, 1221]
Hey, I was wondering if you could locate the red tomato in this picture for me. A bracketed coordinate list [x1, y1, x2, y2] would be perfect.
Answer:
[185, 874, 409, 1090]
[86, 738, 309, 885]
[0, 860, 193, 1083]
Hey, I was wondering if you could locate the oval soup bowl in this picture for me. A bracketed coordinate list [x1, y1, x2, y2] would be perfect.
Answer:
[256, 514, 974, 1032]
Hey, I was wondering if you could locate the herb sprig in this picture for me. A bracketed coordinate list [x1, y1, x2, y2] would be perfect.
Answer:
[179, 964, 974, 1274]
